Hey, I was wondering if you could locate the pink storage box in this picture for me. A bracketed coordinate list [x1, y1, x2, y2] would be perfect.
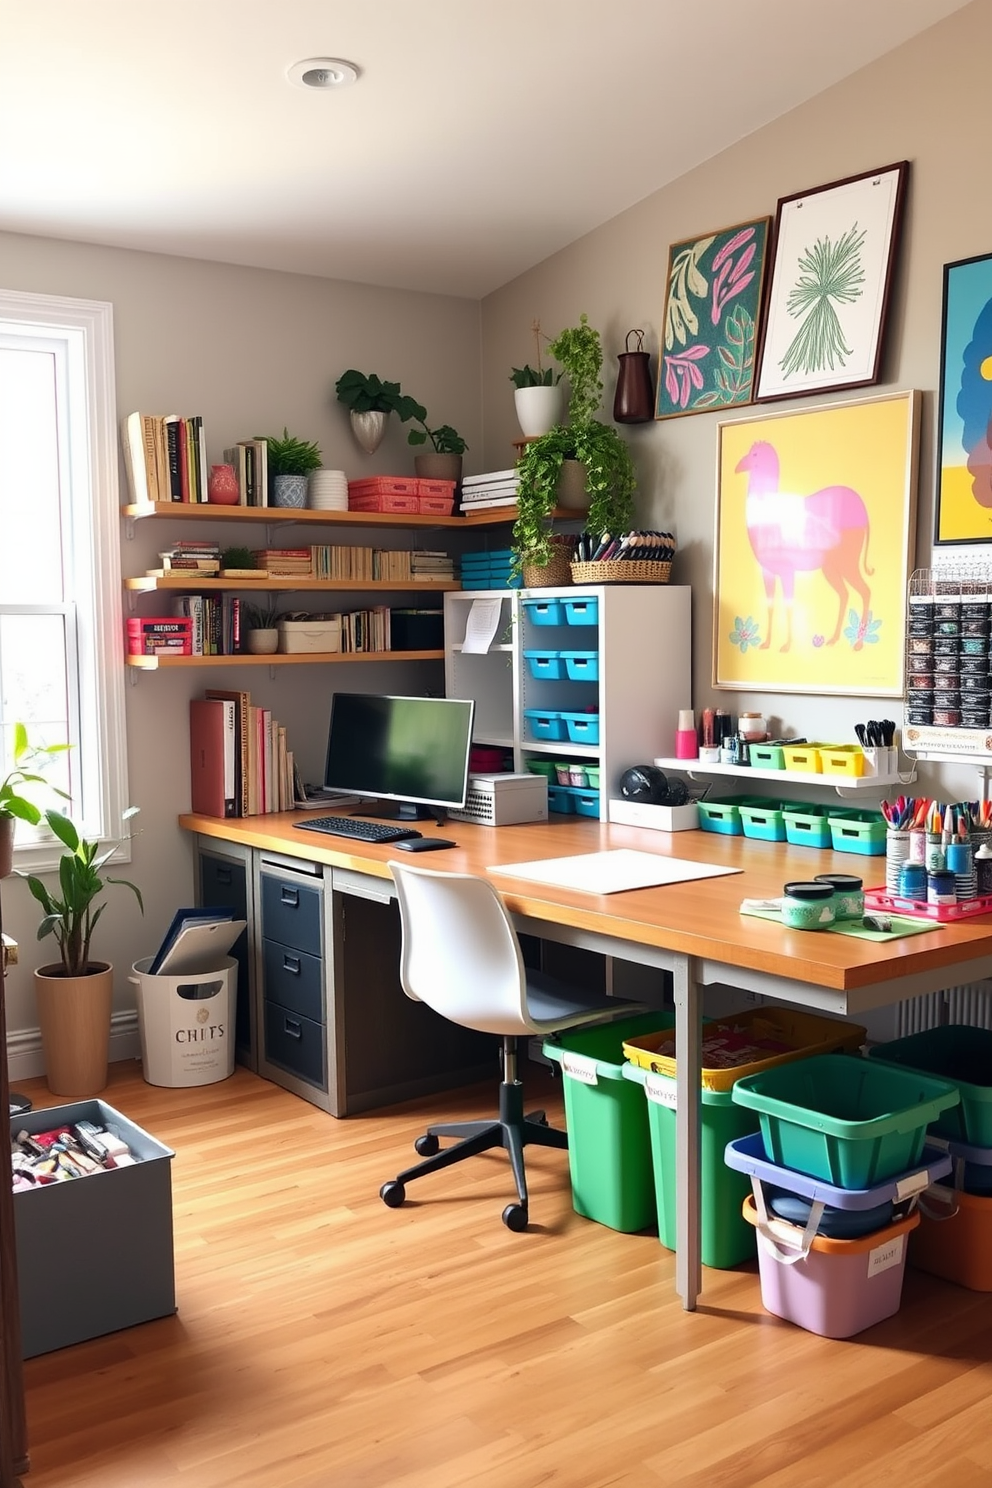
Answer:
[742, 1195, 919, 1338]
[348, 477, 420, 513]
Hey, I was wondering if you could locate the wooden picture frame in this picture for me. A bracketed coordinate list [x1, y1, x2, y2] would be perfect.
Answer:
[755, 162, 908, 403]
[934, 251, 992, 546]
[656, 217, 770, 418]
[714, 389, 920, 696]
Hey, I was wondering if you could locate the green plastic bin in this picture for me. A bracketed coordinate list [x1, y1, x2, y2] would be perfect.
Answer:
[543, 1011, 673, 1232]
[732, 1053, 960, 1187]
[867, 1026, 992, 1145]
[621, 1062, 758, 1267]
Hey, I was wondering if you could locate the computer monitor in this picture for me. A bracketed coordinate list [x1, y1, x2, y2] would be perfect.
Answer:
[323, 692, 475, 823]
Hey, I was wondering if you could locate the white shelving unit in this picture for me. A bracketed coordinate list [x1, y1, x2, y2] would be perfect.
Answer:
[444, 584, 692, 819]
[653, 757, 916, 795]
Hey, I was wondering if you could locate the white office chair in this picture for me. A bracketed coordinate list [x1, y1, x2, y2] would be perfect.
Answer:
[380, 859, 645, 1230]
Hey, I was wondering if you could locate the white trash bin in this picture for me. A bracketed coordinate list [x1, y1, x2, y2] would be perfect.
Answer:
[131, 956, 237, 1088]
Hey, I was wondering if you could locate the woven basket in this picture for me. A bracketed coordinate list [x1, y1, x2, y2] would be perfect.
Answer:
[570, 560, 672, 585]
[522, 539, 574, 589]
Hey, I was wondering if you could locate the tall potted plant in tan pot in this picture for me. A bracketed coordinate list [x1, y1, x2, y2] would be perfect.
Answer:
[21, 808, 142, 1097]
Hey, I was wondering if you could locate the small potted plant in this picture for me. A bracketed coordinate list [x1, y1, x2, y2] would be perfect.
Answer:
[0, 723, 70, 878]
[510, 320, 564, 437]
[21, 806, 142, 1096]
[512, 314, 635, 579]
[242, 595, 283, 654]
[259, 428, 323, 509]
[334, 369, 404, 454]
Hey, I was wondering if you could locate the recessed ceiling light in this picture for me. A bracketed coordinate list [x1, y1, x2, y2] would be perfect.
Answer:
[287, 57, 360, 90]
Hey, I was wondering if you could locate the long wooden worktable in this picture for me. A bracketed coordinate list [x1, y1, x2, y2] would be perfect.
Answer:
[181, 808, 992, 1310]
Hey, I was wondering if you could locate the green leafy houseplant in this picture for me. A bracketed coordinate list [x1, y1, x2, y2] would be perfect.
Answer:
[22, 808, 143, 978]
[259, 428, 323, 478]
[512, 315, 635, 570]
[333, 369, 467, 455]
[509, 364, 560, 389]
[242, 595, 283, 631]
[0, 723, 70, 828]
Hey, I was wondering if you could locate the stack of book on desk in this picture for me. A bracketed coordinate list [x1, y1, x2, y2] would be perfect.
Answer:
[459, 469, 519, 513]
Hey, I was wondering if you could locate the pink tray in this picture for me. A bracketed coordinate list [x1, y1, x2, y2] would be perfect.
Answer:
[864, 887, 992, 922]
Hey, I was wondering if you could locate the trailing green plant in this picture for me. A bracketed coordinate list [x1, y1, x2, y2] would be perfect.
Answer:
[258, 428, 323, 477]
[332, 368, 467, 454]
[21, 808, 143, 977]
[511, 315, 635, 570]
[0, 723, 70, 825]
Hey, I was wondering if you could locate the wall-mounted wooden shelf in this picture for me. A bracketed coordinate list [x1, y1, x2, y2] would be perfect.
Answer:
[122, 502, 520, 529]
[125, 575, 459, 594]
[125, 648, 444, 670]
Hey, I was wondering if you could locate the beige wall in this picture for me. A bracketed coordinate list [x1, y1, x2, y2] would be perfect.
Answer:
[0, 236, 480, 1054]
[4, 0, 991, 1056]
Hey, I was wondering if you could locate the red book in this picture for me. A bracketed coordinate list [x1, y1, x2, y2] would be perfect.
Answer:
[189, 699, 235, 817]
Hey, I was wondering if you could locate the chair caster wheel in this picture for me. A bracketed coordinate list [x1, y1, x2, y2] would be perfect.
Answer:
[502, 1202, 529, 1232]
[380, 1180, 406, 1208]
[415, 1133, 440, 1157]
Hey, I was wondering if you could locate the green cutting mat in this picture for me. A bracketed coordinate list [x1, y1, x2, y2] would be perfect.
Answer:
[740, 902, 940, 941]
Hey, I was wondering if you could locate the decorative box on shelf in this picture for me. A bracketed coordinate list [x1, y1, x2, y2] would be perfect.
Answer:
[608, 798, 699, 832]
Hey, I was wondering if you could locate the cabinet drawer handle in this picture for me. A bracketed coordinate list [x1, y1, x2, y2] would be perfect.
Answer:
[216, 866, 233, 886]
[280, 886, 300, 906]
[283, 1017, 303, 1040]
[283, 953, 301, 976]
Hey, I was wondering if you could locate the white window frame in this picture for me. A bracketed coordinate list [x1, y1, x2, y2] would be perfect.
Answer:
[0, 289, 130, 872]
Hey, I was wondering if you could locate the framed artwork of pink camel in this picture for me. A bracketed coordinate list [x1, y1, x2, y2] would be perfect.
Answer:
[714, 390, 920, 696]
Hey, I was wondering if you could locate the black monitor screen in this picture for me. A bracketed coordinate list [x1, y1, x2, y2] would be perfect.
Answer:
[323, 693, 475, 817]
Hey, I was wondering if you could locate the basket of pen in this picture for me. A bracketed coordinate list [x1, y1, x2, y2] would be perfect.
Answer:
[570, 530, 675, 584]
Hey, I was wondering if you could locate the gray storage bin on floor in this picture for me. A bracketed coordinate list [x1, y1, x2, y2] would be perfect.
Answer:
[11, 1099, 176, 1357]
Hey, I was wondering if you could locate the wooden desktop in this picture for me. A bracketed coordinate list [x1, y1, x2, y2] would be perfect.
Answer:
[180, 807, 992, 1310]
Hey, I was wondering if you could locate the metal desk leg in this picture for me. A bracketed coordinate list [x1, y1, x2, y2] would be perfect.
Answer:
[673, 953, 702, 1310]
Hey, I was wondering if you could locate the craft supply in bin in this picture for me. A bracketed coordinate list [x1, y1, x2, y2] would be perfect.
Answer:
[543, 1012, 675, 1233]
[867, 1025, 992, 1145]
[731, 1054, 960, 1187]
[622, 1007, 866, 1090]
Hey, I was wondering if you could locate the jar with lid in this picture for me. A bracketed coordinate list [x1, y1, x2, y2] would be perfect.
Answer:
[927, 869, 957, 907]
[813, 873, 864, 920]
[781, 881, 835, 930]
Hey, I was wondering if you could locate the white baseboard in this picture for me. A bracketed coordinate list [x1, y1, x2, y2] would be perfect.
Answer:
[7, 1009, 141, 1084]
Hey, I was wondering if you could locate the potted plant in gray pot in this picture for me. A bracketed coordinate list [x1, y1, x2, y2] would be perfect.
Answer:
[21, 807, 142, 1097]
[0, 723, 70, 879]
[512, 314, 635, 582]
[242, 595, 283, 654]
[259, 428, 323, 508]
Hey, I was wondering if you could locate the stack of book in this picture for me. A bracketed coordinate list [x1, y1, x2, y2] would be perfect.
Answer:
[460, 548, 520, 590]
[172, 594, 243, 655]
[253, 548, 313, 577]
[126, 616, 193, 656]
[120, 411, 209, 505]
[189, 689, 295, 818]
[152, 541, 222, 577]
[339, 607, 391, 653]
[221, 439, 269, 506]
[410, 551, 455, 581]
[459, 469, 519, 513]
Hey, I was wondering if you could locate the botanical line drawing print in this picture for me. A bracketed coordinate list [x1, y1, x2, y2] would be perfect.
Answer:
[657, 219, 769, 418]
[734, 439, 873, 654]
[779, 224, 867, 379]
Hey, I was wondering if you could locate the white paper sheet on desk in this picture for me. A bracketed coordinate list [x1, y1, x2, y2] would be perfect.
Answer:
[488, 849, 741, 894]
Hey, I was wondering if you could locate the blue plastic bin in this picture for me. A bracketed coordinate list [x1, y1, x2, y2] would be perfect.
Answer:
[523, 599, 566, 626]
[561, 651, 600, 682]
[523, 650, 565, 679]
[560, 712, 600, 745]
[563, 597, 599, 626]
[523, 709, 567, 741]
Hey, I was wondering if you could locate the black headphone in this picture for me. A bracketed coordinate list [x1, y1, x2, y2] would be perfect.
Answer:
[618, 765, 688, 806]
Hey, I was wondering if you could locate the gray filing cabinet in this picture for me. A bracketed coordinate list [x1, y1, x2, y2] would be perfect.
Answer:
[256, 853, 332, 1106]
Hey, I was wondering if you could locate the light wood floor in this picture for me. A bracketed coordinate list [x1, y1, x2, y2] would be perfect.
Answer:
[13, 1060, 992, 1488]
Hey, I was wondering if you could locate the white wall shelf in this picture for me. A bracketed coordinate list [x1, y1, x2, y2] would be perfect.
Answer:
[653, 757, 916, 795]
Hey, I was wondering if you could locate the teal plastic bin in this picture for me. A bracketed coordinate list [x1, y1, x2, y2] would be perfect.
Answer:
[732, 1054, 960, 1188]
[621, 1062, 758, 1267]
[543, 1011, 673, 1232]
[868, 1026, 992, 1146]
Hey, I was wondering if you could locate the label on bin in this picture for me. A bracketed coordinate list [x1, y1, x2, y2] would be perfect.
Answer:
[561, 1053, 598, 1085]
[867, 1233, 905, 1278]
[644, 1073, 677, 1108]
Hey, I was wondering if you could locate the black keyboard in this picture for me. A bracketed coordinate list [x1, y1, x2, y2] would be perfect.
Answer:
[293, 816, 422, 844]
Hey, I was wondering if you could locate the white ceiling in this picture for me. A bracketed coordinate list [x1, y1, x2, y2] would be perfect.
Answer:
[0, 0, 972, 299]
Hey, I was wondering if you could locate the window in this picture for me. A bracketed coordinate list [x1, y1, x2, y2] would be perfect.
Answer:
[0, 289, 129, 871]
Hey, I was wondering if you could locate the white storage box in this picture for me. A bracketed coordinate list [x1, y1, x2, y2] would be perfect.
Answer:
[448, 772, 548, 826]
[609, 797, 699, 832]
[278, 618, 341, 654]
[131, 955, 237, 1087]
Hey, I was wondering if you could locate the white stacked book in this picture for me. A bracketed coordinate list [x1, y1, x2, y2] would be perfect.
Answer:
[460, 468, 519, 512]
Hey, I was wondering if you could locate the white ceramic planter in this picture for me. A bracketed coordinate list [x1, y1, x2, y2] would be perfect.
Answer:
[246, 628, 279, 655]
[350, 409, 388, 454]
[514, 385, 564, 438]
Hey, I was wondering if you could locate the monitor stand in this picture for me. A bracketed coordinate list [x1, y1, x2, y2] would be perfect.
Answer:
[353, 801, 449, 827]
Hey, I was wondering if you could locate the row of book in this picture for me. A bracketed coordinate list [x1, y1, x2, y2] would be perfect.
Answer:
[189, 690, 294, 818]
[121, 412, 210, 505]
[127, 603, 401, 658]
[459, 468, 519, 513]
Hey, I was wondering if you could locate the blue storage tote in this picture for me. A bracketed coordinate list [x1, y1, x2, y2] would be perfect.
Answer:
[827, 810, 887, 856]
[731, 1054, 961, 1188]
[546, 785, 575, 814]
[782, 803, 832, 849]
[544, 1011, 675, 1232]
[523, 708, 567, 741]
[867, 1026, 992, 1146]
[572, 789, 600, 818]
[523, 650, 565, 679]
[739, 801, 787, 842]
[561, 651, 600, 682]
[697, 795, 766, 836]
[563, 596, 599, 626]
[522, 598, 565, 626]
[560, 711, 600, 745]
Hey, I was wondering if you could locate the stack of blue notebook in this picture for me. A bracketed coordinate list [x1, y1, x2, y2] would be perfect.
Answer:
[460, 548, 521, 590]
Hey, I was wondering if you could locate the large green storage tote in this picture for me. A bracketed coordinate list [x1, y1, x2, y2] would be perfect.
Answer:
[543, 1011, 672, 1233]
[621, 1062, 759, 1267]
[867, 1025, 992, 1146]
